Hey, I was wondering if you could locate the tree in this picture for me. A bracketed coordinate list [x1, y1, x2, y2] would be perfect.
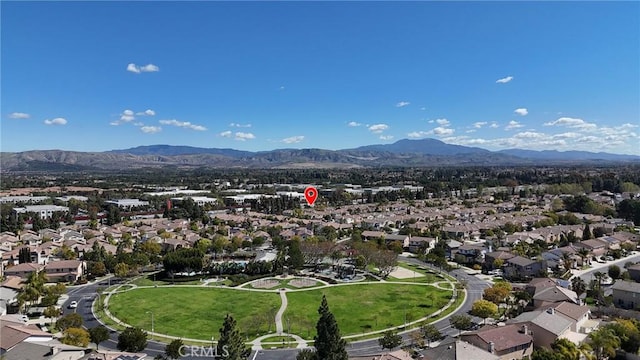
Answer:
[114, 262, 130, 278]
[583, 224, 592, 240]
[43, 305, 60, 319]
[470, 299, 498, 324]
[483, 283, 511, 304]
[588, 327, 620, 360]
[61, 327, 90, 347]
[604, 318, 640, 354]
[117, 327, 148, 352]
[57, 313, 83, 331]
[217, 314, 250, 360]
[421, 324, 442, 347]
[449, 314, 473, 335]
[378, 329, 402, 350]
[165, 339, 184, 359]
[608, 265, 621, 280]
[89, 325, 110, 350]
[532, 347, 564, 360]
[18, 247, 31, 263]
[571, 277, 586, 299]
[314, 295, 348, 360]
[287, 239, 305, 270]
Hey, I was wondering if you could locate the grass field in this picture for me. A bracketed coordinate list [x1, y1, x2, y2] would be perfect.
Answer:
[284, 283, 451, 338]
[108, 288, 281, 340]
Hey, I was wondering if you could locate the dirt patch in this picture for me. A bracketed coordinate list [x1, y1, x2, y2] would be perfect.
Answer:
[251, 279, 281, 289]
[288, 278, 318, 288]
[389, 267, 425, 279]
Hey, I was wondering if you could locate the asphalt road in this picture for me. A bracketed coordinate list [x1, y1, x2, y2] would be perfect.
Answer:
[65, 258, 491, 360]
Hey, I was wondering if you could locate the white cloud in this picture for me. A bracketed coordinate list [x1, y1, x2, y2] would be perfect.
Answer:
[43, 118, 67, 126]
[368, 124, 389, 133]
[229, 122, 252, 128]
[136, 109, 156, 116]
[126, 63, 140, 74]
[490, 122, 499, 128]
[235, 132, 255, 141]
[432, 127, 454, 136]
[281, 135, 304, 144]
[408, 125, 454, 138]
[505, 120, 524, 130]
[514, 131, 545, 139]
[159, 119, 207, 131]
[396, 101, 410, 108]
[219, 131, 232, 138]
[435, 118, 450, 126]
[552, 132, 580, 139]
[348, 121, 362, 127]
[140, 64, 159, 72]
[543, 117, 597, 130]
[379, 135, 394, 140]
[408, 131, 430, 139]
[472, 121, 487, 128]
[496, 76, 514, 84]
[141, 126, 162, 134]
[514, 108, 528, 116]
[127, 63, 159, 73]
[8, 112, 30, 119]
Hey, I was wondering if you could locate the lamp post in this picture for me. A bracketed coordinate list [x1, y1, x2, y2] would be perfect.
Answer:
[146, 311, 154, 340]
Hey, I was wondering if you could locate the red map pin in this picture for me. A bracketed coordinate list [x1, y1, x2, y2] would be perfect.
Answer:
[304, 186, 318, 206]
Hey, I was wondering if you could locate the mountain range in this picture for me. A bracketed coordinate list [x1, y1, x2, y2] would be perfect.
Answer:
[1, 138, 638, 171]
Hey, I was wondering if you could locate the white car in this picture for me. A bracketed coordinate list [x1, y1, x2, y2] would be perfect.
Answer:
[68, 301, 78, 309]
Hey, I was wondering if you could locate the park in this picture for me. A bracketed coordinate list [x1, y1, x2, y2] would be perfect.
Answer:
[102, 263, 461, 347]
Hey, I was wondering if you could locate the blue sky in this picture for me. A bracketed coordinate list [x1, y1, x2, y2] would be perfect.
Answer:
[2, 1, 639, 154]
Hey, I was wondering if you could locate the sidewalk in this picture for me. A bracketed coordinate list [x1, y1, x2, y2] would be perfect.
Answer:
[569, 252, 640, 279]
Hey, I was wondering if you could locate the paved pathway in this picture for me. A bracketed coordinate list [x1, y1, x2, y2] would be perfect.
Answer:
[275, 290, 287, 334]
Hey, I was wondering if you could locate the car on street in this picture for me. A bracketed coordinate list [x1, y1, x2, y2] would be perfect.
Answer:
[68, 301, 78, 309]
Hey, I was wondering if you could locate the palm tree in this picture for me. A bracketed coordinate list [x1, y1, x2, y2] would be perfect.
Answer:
[571, 277, 587, 301]
[562, 253, 574, 273]
[588, 327, 620, 360]
[577, 248, 591, 266]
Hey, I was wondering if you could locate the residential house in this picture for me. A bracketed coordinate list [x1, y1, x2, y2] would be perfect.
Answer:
[453, 243, 485, 266]
[4, 262, 43, 279]
[484, 251, 516, 271]
[612, 280, 640, 310]
[626, 263, 640, 282]
[508, 308, 578, 348]
[420, 339, 500, 360]
[349, 349, 413, 360]
[575, 239, 608, 258]
[503, 256, 547, 281]
[0, 318, 54, 355]
[44, 260, 84, 282]
[551, 301, 597, 333]
[460, 324, 534, 360]
[78, 350, 148, 360]
[407, 236, 436, 253]
[532, 286, 579, 308]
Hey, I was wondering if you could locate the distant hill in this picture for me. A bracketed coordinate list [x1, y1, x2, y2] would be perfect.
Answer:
[498, 149, 640, 161]
[110, 145, 252, 158]
[349, 138, 491, 156]
[1, 138, 638, 172]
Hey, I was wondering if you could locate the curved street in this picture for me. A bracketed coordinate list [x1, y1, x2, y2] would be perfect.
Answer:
[65, 256, 492, 360]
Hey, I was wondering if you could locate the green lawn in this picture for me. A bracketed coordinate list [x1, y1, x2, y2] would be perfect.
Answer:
[108, 288, 281, 340]
[284, 283, 451, 338]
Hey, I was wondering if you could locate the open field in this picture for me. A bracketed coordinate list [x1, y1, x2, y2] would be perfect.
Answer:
[284, 283, 452, 338]
[108, 288, 281, 340]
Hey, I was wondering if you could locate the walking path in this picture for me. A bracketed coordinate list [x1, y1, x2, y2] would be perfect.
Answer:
[275, 289, 287, 334]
